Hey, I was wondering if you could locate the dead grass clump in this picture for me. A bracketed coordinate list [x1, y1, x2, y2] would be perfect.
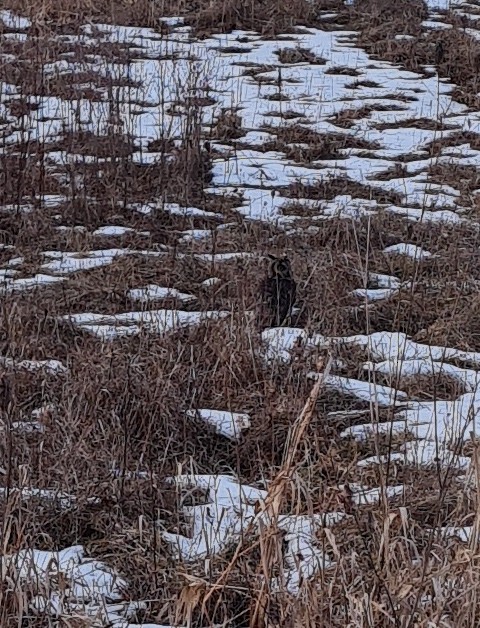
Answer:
[275, 46, 326, 64]
[57, 129, 137, 158]
[325, 65, 361, 76]
[270, 124, 380, 151]
[41, 69, 138, 100]
[416, 293, 480, 352]
[287, 177, 402, 204]
[328, 106, 373, 128]
[263, 92, 291, 102]
[6, 98, 39, 118]
[280, 200, 322, 218]
[375, 117, 454, 132]
[426, 130, 480, 156]
[0, 209, 60, 251]
[24, 321, 250, 478]
[391, 373, 467, 401]
[0, 56, 104, 101]
[70, 139, 212, 208]
[210, 108, 244, 140]
[374, 162, 408, 181]
[264, 109, 307, 120]
[3, 127, 207, 215]
[0, 154, 65, 206]
[240, 63, 277, 78]
[347, 78, 381, 89]
[349, 0, 428, 71]
[349, 0, 480, 107]
[428, 26, 480, 107]
[353, 288, 438, 337]
[263, 126, 381, 163]
[428, 162, 480, 208]
[2, 0, 161, 29]
[293, 251, 363, 335]
[186, 0, 342, 36]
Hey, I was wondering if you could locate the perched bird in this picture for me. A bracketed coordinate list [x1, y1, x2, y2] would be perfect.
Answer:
[260, 254, 297, 327]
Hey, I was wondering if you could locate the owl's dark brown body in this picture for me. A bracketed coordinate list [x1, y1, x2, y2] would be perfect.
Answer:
[261, 255, 297, 327]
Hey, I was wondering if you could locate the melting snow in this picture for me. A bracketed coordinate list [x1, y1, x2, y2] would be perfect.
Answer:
[0, 274, 67, 294]
[0, 487, 89, 509]
[201, 276, 221, 287]
[127, 285, 197, 304]
[383, 243, 434, 259]
[41, 249, 133, 274]
[317, 373, 408, 406]
[3, 545, 169, 625]
[346, 483, 405, 506]
[61, 309, 229, 338]
[336, 331, 480, 366]
[358, 440, 471, 470]
[186, 408, 251, 439]
[0, 356, 68, 375]
[93, 225, 150, 237]
[161, 474, 346, 594]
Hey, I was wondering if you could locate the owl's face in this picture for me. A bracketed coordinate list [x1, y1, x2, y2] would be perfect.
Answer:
[268, 255, 293, 279]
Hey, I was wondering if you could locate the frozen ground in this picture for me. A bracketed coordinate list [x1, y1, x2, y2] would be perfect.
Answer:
[3, 0, 480, 624]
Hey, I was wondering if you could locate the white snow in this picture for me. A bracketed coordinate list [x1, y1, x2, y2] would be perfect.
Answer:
[5, 256, 24, 267]
[186, 408, 251, 439]
[351, 286, 403, 301]
[158, 202, 223, 220]
[41, 249, 133, 274]
[358, 440, 471, 470]
[383, 243, 434, 260]
[318, 373, 408, 406]
[0, 9, 31, 29]
[9, 420, 45, 434]
[364, 357, 480, 392]
[0, 356, 68, 375]
[346, 483, 405, 506]
[0, 487, 80, 509]
[201, 276, 221, 287]
[161, 474, 267, 560]
[56, 225, 88, 234]
[179, 228, 213, 242]
[336, 331, 480, 366]
[127, 284, 197, 304]
[61, 308, 229, 338]
[436, 526, 472, 543]
[0, 274, 67, 294]
[4, 17, 476, 232]
[336, 330, 480, 478]
[162, 473, 346, 594]
[93, 225, 150, 237]
[261, 327, 308, 362]
[2, 545, 170, 625]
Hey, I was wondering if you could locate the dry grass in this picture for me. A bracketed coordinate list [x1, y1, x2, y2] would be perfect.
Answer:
[348, 0, 480, 107]
[2, 0, 346, 34]
[275, 46, 327, 64]
[3, 0, 480, 625]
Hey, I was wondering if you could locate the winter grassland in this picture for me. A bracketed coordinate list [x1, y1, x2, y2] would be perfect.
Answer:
[4, 0, 480, 624]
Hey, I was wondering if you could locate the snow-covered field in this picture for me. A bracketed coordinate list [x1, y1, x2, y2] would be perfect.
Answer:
[3, 0, 480, 624]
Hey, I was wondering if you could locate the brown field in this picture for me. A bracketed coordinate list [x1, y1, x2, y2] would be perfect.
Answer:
[1, 0, 480, 626]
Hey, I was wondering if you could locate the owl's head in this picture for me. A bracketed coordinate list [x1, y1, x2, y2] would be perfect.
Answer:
[268, 254, 293, 279]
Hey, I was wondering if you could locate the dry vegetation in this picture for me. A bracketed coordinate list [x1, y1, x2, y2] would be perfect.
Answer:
[3, 0, 480, 626]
